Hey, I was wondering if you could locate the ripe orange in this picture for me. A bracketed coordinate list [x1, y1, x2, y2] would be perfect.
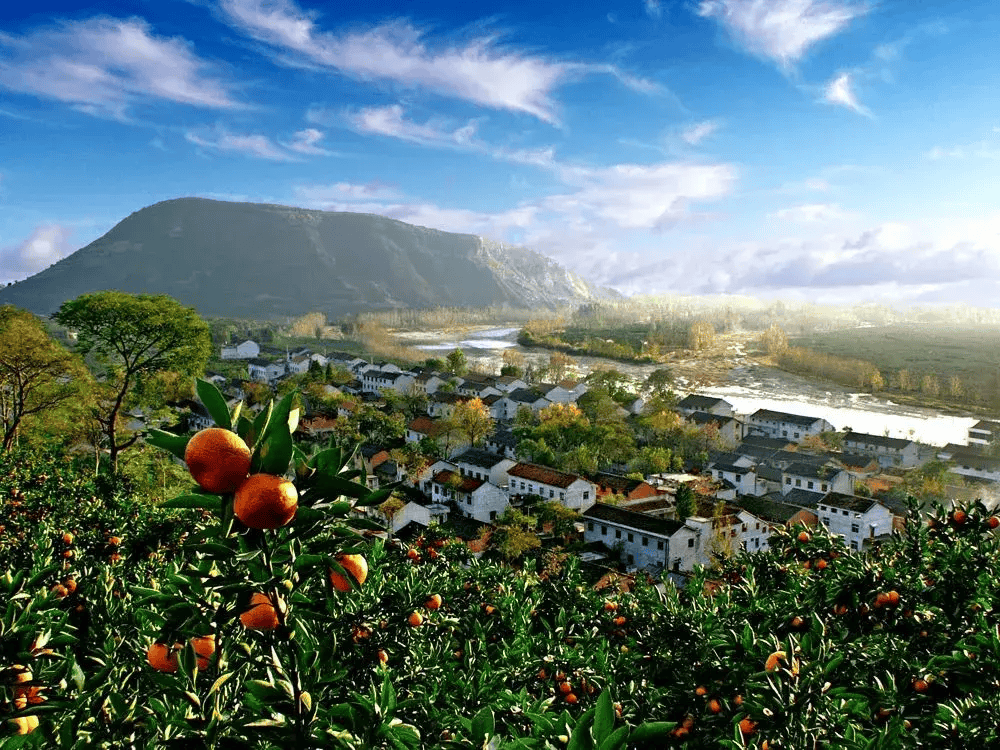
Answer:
[739, 718, 757, 735]
[233, 474, 298, 529]
[988, 516, 999, 529]
[565, 693, 578, 704]
[407, 548, 420, 560]
[147, 642, 180, 673]
[816, 558, 828, 570]
[8, 716, 39, 735]
[886, 590, 900, 607]
[604, 600, 618, 612]
[191, 634, 215, 670]
[240, 592, 280, 631]
[834, 604, 849, 616]
[108, 536, 121, 546]
[764, 650, 786, 671]
[952, 509, 967, 525]
[13, 685, 45, 709]
[62, 549, 73, 559]
[62, 532, 74, 544]
[537, 668, 547, 680]
[329, 553, 368, 592]
[63, 577, 77, 594]
[559, 681, 573, 695]
[613, 615, 627, 626]
[874, 592, 890, 609]
[378, 649, 389, 666]
[734, 694, 743, 707]
[797, 530, 810, 543]
[695, 685, 708, 696]
[484, 605, 496, 615]
[51, 583, 69, 598]
[425, 594, 443, 610]
[407, 611, 424, 627]
[790, 615, 805, 629]
[707, 698, 722, 714]
[10, 665, 32, 685]
[913, 678, 929, 693]
[184, 427, 252, 494]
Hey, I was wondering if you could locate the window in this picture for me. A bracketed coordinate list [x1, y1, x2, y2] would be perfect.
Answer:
[794, 432, 800, 439]
[642, 536, 649, 547]
[466, 497, 472, 505]
[657, 541, 664, 550]
[560, 492, 565, 500]
[842, 510, 848, 516]
[785, 477, 791, 485]
[850, 540, 859, 551]
[687, 538, 695, 548]
[742, 524, 747, 532]
[627, 533, 634, 542]
[851, 523, 859, 533]
[807, 481, 814, 489]
[795, 479, 802, 487]
[822, 484, 828, 492]
[550, 490, 555, 498]
[822, 516, 830, 525]
[627, 554, 635, 565]
[601, 525, 608, 536]
[587, 522, 594, 531]
[615, 530, 622, 539]
[583, 491, 590, 499]
[489, 511, 497, 521]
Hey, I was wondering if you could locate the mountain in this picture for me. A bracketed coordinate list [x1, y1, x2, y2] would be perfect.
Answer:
[0, 198, 618, 319]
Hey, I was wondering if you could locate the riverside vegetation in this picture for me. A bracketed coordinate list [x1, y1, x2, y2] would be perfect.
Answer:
[3, 379, 1000, 747]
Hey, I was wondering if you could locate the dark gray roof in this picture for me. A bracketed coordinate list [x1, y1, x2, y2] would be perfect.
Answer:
[971, 420, 1000, 432]
[583, 503, 686, 537]
[740, 435, 795, 450]
[452, 448, 509, 469]
[750, 409, 828, 427]
[757, 466, 783, 482]
[781, 489, 822, 508]
[835, 453, 880, 469]
[678, 394, 729, 410]
[688, 411, 736, 426]
[738, 496, 807, 524]
[785, 462, 838, 480]
[508, 387, 547, 403]
[711, 462, 751, 475]
[487, 426, 517, 447]
[820, 492, 879, 513]
[843, 431, 915, 450]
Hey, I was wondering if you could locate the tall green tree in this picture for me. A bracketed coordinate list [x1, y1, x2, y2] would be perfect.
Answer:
[0, 306, 87, 450]
[445, 347, 468, 376]
[54, 292, 211, 470]
[675, 483, 695, 521]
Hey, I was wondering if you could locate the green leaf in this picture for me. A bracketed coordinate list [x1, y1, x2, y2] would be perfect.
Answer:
[257, 421, 293, 476]
[470, 706, 495, 743]
[379, 673, 397, 717]
[197, 378, 232, 430]
[70, 659, 85, 691]
[288, 407, 300, 435]
[599, 726, 629, 750]
[161, 493, 223, 512]
[593, 690, 614, 745]
[208, 672, 235, 697]
[627, 722, 676, 743]
[146, 428, 190, 461]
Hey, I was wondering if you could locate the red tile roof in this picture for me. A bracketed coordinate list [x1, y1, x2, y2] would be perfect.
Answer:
[432, 470, 483, 494]
[408, 416, 444, 436]
[508, 463, 584, 489]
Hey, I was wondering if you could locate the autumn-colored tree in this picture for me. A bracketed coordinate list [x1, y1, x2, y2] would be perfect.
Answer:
[547, 351, 575, 382]
[450, 397, 494, 447]
[501, 349, 527, 377]
[0, 306, 86, 451]
[688, 320, 715, 351]
[759, 324, 789, 356]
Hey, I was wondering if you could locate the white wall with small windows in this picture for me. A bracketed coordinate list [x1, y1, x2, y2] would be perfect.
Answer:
[817, 498, 893, 552]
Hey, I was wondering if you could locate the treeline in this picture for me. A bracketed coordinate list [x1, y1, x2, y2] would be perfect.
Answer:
[351, 305, 570, 331]
[778, 344, 1000, 411]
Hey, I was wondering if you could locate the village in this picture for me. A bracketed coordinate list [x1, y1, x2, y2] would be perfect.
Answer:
[178, 336, 1000, 582]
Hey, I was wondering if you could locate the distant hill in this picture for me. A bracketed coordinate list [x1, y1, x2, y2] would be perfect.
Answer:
[0, 198, 619, 319]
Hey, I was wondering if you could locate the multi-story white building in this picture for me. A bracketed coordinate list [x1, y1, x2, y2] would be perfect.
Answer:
[451, 448, 516, 487]
[505, 463, 596, 510]
[842, 431, 920, 468]
[676, 394, 734, 418]
[781, 462, 853, 496]
[220, 339, 260, 360]
[746, 409, 834, 442]
[685, 502, 771, 561]
[582, 503, 700, 573]
[816, 493, 893, 552]
[430, 469, 508, 523]
[247, 358, 285, 383]
[968, 421, 1000, 446]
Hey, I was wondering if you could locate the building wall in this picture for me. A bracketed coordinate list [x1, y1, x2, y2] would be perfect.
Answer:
[818, 502, 893, 552]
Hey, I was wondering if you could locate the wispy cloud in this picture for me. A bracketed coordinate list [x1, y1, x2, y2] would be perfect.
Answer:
[925, 139, 1000, 160]
[0, 17, 238, 119]
[697, 0, 866, 67]
[644, 0, 664, 20]
[823, 71, 870, 115]
[216, 0, 572, 122]
[0, 224, 75, 282]
[773, 202, 851, 223]
[282, 127, 337, 155]
[293, 181, 402, 204]
[680, 119, 721, 145]
[185, 126, 296, 160]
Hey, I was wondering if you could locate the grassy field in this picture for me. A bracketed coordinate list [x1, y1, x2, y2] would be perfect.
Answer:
[790, 323, 1000, 399]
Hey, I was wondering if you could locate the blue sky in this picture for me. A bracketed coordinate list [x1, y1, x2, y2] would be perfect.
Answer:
[2, 0, 999, 305]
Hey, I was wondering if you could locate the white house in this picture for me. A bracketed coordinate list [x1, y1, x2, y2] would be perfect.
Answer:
[220, 339, 260, 360]
[746, 409, 835, 442]
[456, 373, 502, 398]
[582, 503, 700, 573]
[494, 388, 551, 420]
[427, 392, 472, 419]
[451, 448, 517, 487]
[707, 455, 761, 497]
[969, 420, 1000, 446]
[494, 376, 529, 393]
[685, 502, 771, 562]
[781, 462, 853, 496]
[950, 452, 1000, 483]
[676, 394, 734, 418]
[505, 463, 596, 510]
[842, 431, 920, 469]
[247, 358, 285, 383]
[384, 494, 450, 534]
[816, 493, 893, 552]
[539, 381, 587, 405]
[287, 354, 313, 375]
[430, 469, 509, 523]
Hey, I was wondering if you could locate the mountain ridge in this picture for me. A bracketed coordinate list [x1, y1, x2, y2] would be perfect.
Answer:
[0, 197, 619, 318]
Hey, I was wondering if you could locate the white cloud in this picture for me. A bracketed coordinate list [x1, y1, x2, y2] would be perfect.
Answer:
[925, 140, 1000, 161]
[680, 119, 721, 145]
[645, 0, 664, 20]
[293, 181, 402, 204]
[697, 0, 865, 67]
[0, 224, 75, 282]
[283, 128, 336, 155]
[824, 71, 870, 115]
[773, 202, 850, 223]
[0, 17, 238, 118]
[217, 0, 571, 122]
[185, 126, 296, 160]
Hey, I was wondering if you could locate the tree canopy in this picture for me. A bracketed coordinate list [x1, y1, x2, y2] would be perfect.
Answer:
[53, 292, 211, 470]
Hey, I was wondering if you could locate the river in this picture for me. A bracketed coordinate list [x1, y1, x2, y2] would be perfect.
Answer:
[393, 326, 979, 447]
